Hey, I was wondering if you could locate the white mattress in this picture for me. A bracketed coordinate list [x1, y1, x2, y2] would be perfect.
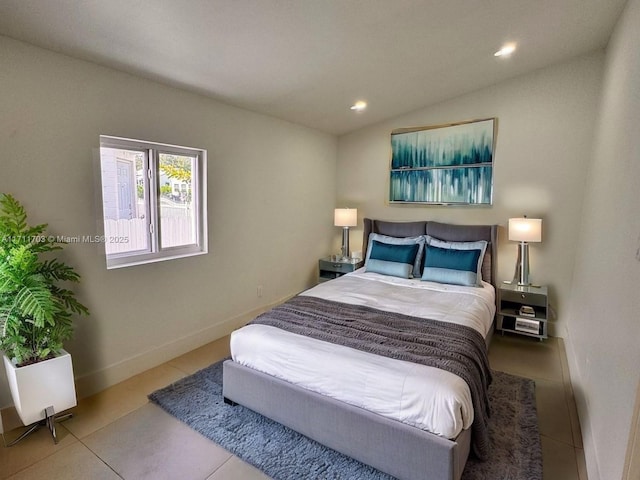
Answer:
[230, 269, 495, 439]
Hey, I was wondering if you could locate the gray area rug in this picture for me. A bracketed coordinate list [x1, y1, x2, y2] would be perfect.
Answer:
[149, 361, 542, 479]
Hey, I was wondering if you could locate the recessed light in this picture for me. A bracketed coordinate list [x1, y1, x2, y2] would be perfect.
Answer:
[494, 43, 516, 57]
[350, 101, 367, 112]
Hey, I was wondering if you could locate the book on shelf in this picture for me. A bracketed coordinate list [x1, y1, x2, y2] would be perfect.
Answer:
[519, 306, 536, 317]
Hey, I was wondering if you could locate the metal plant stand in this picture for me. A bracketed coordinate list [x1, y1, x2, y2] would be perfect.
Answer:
[2, 406, 73, 447]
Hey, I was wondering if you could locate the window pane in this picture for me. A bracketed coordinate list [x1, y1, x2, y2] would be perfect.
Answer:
[158, 153, 197, 249]
[100, 147, 149, 255]
[99, 135, 207, 269]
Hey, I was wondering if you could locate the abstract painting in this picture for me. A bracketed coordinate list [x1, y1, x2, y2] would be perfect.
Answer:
[389, 118, 496, 205]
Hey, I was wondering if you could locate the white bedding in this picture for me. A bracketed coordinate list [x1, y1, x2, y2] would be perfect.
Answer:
[230, 269, 495, 440]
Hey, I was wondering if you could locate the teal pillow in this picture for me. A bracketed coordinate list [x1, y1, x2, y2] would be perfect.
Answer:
[364, 233, 426, 278]
[424, 236, 488, 285]
[421, 244, 482, 286]
[366, 240, 420, 278]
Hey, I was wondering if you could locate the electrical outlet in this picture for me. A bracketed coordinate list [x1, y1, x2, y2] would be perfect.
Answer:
[257, 285, 263, 298]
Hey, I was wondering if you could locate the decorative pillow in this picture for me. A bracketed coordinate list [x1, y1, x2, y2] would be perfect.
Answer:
[366, 240, 420, 279]
[364, 233, 425, 278]
[421, 245, 483, 286]
[422, 236, 488, 287]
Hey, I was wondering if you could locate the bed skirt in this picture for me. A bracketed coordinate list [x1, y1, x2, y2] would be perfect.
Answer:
[222, 360, 471, 480]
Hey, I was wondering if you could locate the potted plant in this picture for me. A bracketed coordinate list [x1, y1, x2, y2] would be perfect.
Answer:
[0, 193, 89, 442]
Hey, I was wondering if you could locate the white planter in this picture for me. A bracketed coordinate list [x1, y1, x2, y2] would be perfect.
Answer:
[3, 349, 77, 426]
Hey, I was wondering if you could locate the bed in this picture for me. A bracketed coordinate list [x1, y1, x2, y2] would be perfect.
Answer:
[223, 219, 498, 480]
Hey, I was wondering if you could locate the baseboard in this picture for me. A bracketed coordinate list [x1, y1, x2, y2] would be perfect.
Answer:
[623, 379, 640, 480]
[564, 335, 599, 480]
[73, 296, 291, 400]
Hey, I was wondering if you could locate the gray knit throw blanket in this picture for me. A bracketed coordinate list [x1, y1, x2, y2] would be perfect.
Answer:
[251, 295, 492, 461]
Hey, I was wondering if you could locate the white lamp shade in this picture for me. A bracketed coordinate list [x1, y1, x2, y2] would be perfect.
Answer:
[334, 208, 357, 227]
[509, 217, 542, 243]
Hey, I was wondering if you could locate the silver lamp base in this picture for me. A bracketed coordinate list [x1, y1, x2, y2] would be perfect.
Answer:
[512, 241, 531, 285]
[341, 227, 350, 260]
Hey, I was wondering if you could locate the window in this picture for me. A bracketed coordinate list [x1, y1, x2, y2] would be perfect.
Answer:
[99, 136, 207, 269]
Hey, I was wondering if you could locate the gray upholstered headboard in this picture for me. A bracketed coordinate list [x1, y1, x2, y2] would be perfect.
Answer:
[362, 218, 498, 288]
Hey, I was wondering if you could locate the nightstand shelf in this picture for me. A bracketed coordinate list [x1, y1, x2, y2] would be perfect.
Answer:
[318, 257, 363, 283]
[497, 284, 549, 340]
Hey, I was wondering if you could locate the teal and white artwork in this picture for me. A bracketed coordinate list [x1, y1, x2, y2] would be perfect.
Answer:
[389, 118, 495, 205]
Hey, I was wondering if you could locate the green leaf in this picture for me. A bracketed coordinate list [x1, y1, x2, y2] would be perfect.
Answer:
[0, 193, 89, 363]
[39, 259, 81, 282]
[13, 277, 55, 326]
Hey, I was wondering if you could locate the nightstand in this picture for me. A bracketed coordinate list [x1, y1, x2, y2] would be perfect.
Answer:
[318, 257, 364, 283]
[497, 283, 549, 340]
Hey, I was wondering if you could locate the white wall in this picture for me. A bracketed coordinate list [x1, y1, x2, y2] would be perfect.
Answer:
[337, 53, 604, 337]
[566, 0, 640, 477]
[0, 36, 337, 406]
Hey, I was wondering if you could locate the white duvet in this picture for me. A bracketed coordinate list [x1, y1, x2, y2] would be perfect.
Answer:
[230, 269, 495, 439]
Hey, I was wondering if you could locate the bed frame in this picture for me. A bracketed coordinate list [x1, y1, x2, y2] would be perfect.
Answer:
[223, 219, 498, 480]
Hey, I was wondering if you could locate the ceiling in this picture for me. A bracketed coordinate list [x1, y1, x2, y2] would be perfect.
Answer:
[0, 0, 627, 135]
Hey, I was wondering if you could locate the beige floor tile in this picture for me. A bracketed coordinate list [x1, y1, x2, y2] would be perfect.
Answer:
[126, 362, 187, 397]
[63, 363, 185, 439]
[542, 435, 579, 480]
[83, 402, 232, 480]
[6, 441, 120, 480]
[535, 377, 575, 446]
[3, 330, 583, 480]
[489, 334, 563, 382]
[168, 336, 231, 375]
[207, 456, 272, 480]
[0, 424, 77, 480]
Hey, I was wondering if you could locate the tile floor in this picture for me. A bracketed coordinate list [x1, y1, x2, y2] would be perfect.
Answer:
[1, 334, 586, 480]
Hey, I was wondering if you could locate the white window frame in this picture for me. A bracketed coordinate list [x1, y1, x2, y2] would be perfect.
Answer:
[99, 135, 208, 269]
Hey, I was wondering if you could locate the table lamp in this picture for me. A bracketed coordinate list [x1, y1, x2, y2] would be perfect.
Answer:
[509, 216, 542, 286]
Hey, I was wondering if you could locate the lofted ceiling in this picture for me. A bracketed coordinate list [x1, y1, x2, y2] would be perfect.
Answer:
[0, 0, 627, 135]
